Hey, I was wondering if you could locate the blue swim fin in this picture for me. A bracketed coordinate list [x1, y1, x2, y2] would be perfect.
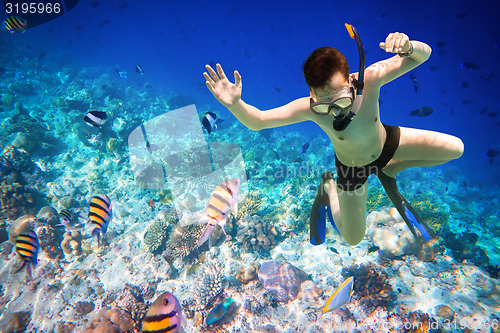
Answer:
[378, 172, 435, 243]
[403, 203, 432, 242]
[310, 205, 327, 245]
[310, 172, 338, 245]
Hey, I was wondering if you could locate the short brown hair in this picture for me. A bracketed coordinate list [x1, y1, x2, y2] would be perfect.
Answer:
[303, 47, 349, 89]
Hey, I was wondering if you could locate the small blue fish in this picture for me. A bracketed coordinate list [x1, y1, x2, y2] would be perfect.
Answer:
[136, 64, 145, 74]
[118, 71, 127, 78]
[15, 230, 39, 279]
[409, 105, 434, 117]
[301, 142, 310, 154]
[206, 297, 233, 325]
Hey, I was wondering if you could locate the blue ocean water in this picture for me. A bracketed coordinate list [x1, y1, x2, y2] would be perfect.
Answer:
[0, 0, 499, 332]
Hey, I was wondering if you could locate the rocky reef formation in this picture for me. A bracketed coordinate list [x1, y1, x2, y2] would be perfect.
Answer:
[257, 260, 309, 304]
[81, 306, 135, 333]
[0, 145, 48, 221]
[235, 262, 260, 284]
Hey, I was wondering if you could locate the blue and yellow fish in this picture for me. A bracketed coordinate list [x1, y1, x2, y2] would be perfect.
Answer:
[206, 297, 233, 325]
[15, 229, 39, 279]
[89, 194, 112, 248]
[323, 276, 355, 314]
[3, 16, 28, 33]
[197, 178, 241, 247]
[141, 291, 187, 333]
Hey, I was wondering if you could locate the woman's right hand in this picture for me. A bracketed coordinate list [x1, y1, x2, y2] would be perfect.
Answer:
[203, 63, 242, 109]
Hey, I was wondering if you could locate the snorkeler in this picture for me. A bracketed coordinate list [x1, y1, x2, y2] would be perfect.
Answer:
[203, 24, 463, 246]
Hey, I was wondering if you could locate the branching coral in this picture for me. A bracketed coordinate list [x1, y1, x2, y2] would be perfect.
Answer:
[192, 260, 224, 311]
[236, 190, 264, 220]
[342, 262, 395, 311]
[143, 220, 170, 254]
[164, 223, 205, 261]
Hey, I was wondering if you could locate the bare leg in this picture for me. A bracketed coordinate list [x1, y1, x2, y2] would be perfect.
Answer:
[324, 178, 368, 246]
[383, 127, 464, 177]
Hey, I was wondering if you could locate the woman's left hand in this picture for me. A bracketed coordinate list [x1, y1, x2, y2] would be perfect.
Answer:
[379, 32, 410, 53]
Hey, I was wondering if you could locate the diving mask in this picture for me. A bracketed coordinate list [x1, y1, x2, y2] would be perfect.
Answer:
[310, 85, 354, 116]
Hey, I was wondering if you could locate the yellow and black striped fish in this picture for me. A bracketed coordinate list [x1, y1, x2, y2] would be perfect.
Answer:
[15, 229, 39, 279]
[89, 194, 112, 247]
[142, 291, 186, 333]
[197, 178, 241, 247]
[3, 16, 28, 34]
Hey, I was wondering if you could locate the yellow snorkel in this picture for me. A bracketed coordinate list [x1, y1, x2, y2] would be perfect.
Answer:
[331, 23, 365, 131]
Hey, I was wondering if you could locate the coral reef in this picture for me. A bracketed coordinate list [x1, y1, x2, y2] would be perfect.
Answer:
[297, 280, 323, 300]
[434, 304, 455, 321]
[74, 301, 95, 315]
[442, 230, 490, 267]
[37, 216, 65, 259]
[341, 262, 396, 311]
[258, 261, 309, 304]
[81, 306, 135, 333]
[366, 186, 390, 212]
[61, 230, 83, 256]
[0, 311, 31, 333]
[192, 260, 225, 311]
[7, 214, 36, 243]
[236, 190, 264, 220]
[143, 220, 170, 254]
[165, 223, 205, 262]
[0, 145, 47, 221]
[236, 215, 278, 252]
[105, 283, 150, 325]
[242, 292, 270, 316]
[369, 209, 419, 257]
[235, 262, 260, 284]
[3, 102, 60, 155]
[402, 311, 432, 333]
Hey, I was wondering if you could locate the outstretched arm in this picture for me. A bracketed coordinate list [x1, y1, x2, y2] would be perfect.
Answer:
[204, 64, 311, 131]
[365, 32, 432, 88]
